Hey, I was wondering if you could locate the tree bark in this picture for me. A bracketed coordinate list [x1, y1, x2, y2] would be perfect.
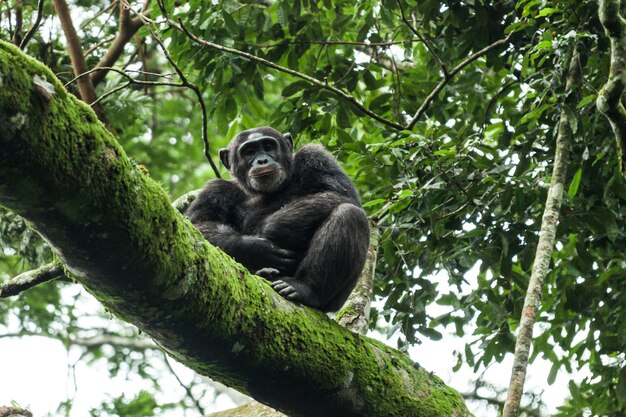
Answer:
[597, 0, 626, 175]
[90, 1, 147, 87]
[0, 41, 472, 417]
[502, 48, 582, 417]
[52, 0, 108, 124]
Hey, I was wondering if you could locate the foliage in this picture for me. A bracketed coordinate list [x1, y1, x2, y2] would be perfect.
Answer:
[1, 0, 626, 415]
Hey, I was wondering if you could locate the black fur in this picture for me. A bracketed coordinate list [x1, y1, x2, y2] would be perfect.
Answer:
[186, 127, 370, 312]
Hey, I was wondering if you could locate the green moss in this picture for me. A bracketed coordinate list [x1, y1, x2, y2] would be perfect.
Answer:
[0, 41, 472, 417]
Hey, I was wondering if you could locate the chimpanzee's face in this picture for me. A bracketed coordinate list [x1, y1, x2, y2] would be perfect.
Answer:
[219, 127, 294, 193]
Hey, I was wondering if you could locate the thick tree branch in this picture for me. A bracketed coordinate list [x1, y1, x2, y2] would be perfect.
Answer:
[0, 261, 65, 298]
[11, 0, 23, 46]
[502, 48, 582, 417]
[0, 41, 470, 417]
[210, 228, 380, 416]
[0, 406, 32, 417]
[52, 0, 108, 124]
[337, 226, 379, 334]
[1, 188, 199, 298]
[596, 0, 626, 174]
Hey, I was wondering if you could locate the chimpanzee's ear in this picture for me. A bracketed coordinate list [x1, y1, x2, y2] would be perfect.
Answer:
[283, 132, 294, 152]
[219, 148, 230, 170]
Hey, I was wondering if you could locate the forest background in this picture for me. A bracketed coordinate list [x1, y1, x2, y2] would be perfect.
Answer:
[1, 0, 625, 416]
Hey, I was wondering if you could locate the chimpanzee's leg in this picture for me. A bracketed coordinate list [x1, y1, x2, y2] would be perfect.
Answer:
[271, 203, 369, 312]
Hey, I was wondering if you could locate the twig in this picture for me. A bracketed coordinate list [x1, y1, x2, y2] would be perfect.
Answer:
[245, 39, 407, 48]
[396, 0, 448, 77]
[80, 0, 118, 29]
[406, 32, 514, 129]
[65, 66, 177, 86]
[0, 262, 66, 298]
[90, 81, 132, 106]
[19, 0, 45, 50]
[162, 352, 205, 415]
[479, 79, 518, 134]
[84, 35, 116, 57]
[134, 3, 222, 178]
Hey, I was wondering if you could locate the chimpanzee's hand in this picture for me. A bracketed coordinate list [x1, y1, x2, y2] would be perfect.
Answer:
[239, 236, 298, 275]
[255, 267, 281, 281]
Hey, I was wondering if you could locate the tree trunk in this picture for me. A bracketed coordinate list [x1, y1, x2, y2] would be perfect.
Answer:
[0, 41, 472, 417]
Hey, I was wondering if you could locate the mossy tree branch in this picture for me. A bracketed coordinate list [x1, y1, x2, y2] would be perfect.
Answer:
[0, 42, 471, 417]
[597, 0, 626, 174]
[0, 261, 65, 298]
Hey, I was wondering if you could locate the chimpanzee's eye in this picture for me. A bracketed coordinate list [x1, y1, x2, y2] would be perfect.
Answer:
[240, 146, 255, 158]
[262, 139, 276, 152]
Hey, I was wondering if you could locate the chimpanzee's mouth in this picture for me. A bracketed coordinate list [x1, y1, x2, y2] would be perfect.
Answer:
[251, 168, 278, 177]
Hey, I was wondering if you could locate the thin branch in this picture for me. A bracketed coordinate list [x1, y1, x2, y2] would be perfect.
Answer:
[73, 334, 156, 350]
[65, 66, 178, 86]
[80, 0, 118, 29]
[406, 32, 514, 129]
[244, 39, 407, 48]
[461, 392, 542, 417]
[134, 4, 223, 178]
[502, 48, 582, 417]
[91, 81, 132, 105]
[84, 34, 116, 57]
[0, 262, 66, 298]
[19, 0, 44, 50]
[52, 0, 108, 124]
[396, 0, 448, 77]
[479, 79, 518, 134]
[162, 352, 206, 415]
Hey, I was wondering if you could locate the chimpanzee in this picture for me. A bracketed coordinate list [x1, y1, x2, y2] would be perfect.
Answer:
[185, 126, 370, 312]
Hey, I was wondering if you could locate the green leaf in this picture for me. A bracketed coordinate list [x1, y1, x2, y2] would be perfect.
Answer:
[617, 367, 626, 402]
[362, 199, 386, 208]
[368, 93, 393, 111]
[577, 94, 597, 109]
[537, 7, 557, 17]
[281, 81, 310, 97]
[418, 327, 442, 341]
[396, 189, 414, 199]
[568, 168, 582, 199]
[547, 361, 559, 385]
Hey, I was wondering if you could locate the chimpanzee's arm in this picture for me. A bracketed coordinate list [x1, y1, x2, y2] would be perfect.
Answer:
[292, 144, 362, 205]
[186, 179, 297, 274]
